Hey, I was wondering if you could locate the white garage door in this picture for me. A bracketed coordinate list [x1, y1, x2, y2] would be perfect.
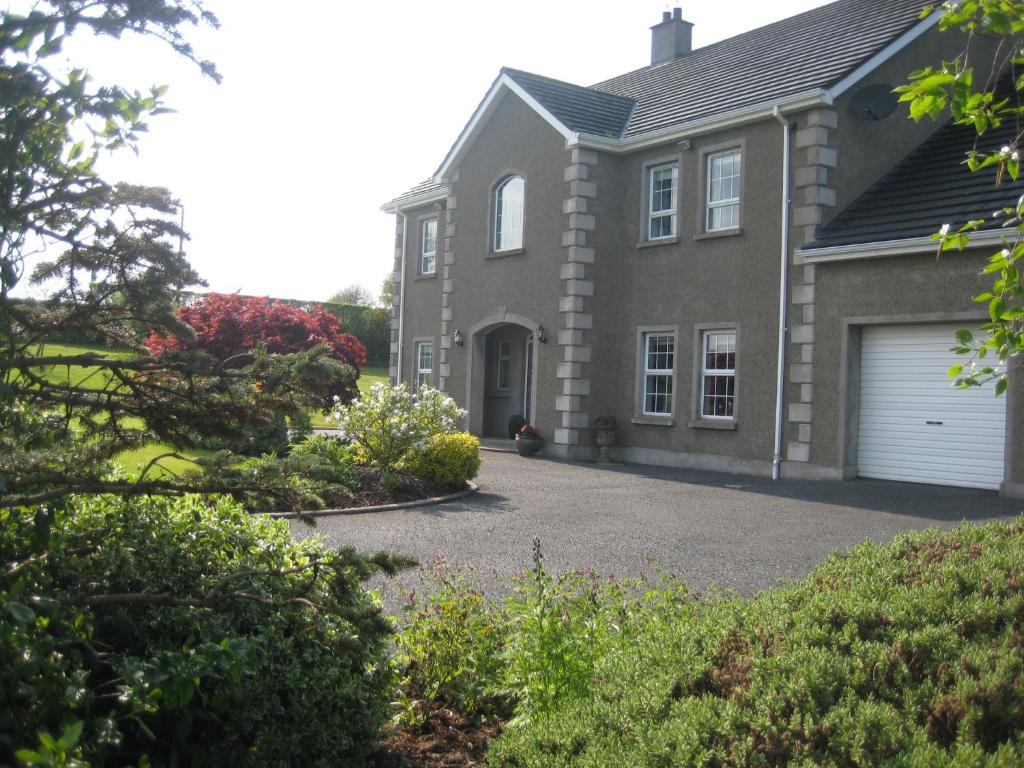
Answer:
[858, 323, 1006, 490]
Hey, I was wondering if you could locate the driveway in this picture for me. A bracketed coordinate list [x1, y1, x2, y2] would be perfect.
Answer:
[294, 451, 1023, 600]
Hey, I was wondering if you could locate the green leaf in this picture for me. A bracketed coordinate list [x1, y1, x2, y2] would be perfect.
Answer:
[8, 602, 36, 623]
[948, 363, 964, 378]
[955, 328, 974, 344]
[62, 720, 84, 748]
[996, 376, 1009, 395]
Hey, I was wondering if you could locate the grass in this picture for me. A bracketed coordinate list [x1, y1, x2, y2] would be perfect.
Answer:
[308, 363, 389, 428]
[26, 343, 388, 473]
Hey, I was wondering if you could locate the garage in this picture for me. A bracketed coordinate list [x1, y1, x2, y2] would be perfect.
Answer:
[857, 323, 1007, 490]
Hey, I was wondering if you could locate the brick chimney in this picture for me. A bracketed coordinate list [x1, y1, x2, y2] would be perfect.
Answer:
[651, 7, 693, 66]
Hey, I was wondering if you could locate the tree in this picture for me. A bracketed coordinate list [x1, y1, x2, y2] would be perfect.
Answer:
[327, 283, 375, 306]
[145, 292, 368, 406]
[0, 2, 357, 510]
[0, 5, 409, 761]
[379, 273, 396, 307]
[898, 1, 1024, 393]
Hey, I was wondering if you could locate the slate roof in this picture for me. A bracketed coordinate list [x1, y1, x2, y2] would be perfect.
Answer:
[382, 178, 447, 211]
[809, 112, 1024, 249]
[594, 0, 932, 138]
[502, 68, 635, 139]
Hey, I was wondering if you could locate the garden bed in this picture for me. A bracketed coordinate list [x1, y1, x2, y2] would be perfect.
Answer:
[374, 705, 501, 768]
[338, 467, 464, 509]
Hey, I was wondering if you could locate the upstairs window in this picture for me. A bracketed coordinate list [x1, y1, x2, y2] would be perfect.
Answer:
[494, 175, 525, 252]
[421, 219, 437, 275]
[649, 164, 678, 239]
[707, 151, 741, 231]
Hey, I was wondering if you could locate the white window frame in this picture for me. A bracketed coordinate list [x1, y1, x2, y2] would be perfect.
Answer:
[706, 150, 741, 232]
[420, 218, 437, 275]
[416, 341, 433, 388]
[699, 330, 736, 419]
[493, 175, 525, 252]
[648, 163, 679, 240]
[642, 331, 676, 416]
[496, 339, 511, 391]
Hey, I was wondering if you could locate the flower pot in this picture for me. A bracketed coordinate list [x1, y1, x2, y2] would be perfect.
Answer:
[594, 427, 617, 463]
[515, 435, 544, 457]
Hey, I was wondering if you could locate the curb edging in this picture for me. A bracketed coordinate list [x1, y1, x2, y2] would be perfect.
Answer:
[267, 481, 479, 520]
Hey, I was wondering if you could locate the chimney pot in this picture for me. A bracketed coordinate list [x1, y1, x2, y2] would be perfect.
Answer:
[651, 8, 693, 66]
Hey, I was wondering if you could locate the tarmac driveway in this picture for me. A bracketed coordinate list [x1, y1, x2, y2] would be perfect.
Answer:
[295, 451, 1023, 600]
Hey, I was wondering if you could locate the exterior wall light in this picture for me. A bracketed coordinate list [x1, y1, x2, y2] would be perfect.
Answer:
[453, 328, 464, 347]
[536, 325, 546, 343]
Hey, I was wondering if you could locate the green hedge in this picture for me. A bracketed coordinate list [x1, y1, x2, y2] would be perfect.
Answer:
[487, 519, 1024, 766]
[2, 495, 395, 766]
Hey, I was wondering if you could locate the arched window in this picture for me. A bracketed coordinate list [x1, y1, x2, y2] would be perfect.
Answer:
[493, 175, 524, 252]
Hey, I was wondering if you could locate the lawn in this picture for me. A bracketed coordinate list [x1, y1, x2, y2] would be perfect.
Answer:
[28, 343, 388, 472]
[308, 363, 389, 428]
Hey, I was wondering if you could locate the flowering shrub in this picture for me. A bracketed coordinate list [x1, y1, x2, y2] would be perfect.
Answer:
[405, 432, 481, 489]
[335, 383, 465, 471]
[518, 423, 541, 439]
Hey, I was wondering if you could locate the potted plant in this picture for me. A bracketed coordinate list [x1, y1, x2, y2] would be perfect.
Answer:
[508, 414, 527, 440]
[594, 415, 618, 463]
[515, 423, 543, 456]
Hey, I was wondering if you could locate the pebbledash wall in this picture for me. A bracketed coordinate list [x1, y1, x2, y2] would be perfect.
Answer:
[387, 24, 1024, 495]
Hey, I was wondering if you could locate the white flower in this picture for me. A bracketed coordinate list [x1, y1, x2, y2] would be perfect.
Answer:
[939, 223, 951, 236]
[1001, 145, 1012, 159]
[1002, 248, 1011, 258]
[332, 394, 340, 403]
[1013, 151, 1020, 162]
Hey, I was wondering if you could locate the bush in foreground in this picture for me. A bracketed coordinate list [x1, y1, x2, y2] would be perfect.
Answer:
[486, 519, 1024, 766]
[1, 495, 404, 767]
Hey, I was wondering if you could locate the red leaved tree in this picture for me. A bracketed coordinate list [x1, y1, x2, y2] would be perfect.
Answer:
[146, 293, 368, 402]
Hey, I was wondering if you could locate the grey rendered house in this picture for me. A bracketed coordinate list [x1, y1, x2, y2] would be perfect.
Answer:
[382, 0, 1024, 498]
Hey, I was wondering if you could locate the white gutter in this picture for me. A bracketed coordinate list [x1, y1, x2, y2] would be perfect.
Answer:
[771, 105, 792, 482]
[575, 89, 830, 153]
[381, 188, 449, 214]
[395, 213, 408, 385]
[796, 229, 1008, 264]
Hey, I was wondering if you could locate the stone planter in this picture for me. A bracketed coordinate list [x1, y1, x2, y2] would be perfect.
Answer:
[595, 427, 617, 463]
[514, 435, 544, 457]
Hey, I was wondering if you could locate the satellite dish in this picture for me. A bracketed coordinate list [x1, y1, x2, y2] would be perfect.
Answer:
[850, 83, 899, 122]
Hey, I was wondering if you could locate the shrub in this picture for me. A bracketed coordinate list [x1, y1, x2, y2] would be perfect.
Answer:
[395, 560, 506, 721]
[336, 383, 465, 471]
[1, 495, 402, 767]
[405, 432, 481, 489]
[488, 519, 1024, 766]
[290, 434, 361, 505]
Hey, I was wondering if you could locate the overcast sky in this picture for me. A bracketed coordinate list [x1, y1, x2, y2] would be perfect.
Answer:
[14, 0, 835, 302]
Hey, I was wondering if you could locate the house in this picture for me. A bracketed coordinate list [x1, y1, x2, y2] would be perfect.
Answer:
[382, 0, 1024, 497]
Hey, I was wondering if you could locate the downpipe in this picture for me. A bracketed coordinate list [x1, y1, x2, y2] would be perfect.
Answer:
[772, 106, 792, 481]
[396, 213, 408, 385]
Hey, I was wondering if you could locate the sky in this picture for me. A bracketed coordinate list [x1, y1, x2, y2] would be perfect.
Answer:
[12, 0, 834, 303]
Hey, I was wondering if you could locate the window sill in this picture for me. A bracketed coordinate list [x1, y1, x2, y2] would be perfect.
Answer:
[487, 247, 525, 259]
[414, 272, 437, 281]
[636, 237, 679, 250]
[631, 415, 675, 427]
[487, 391, 512, 399]
[688, 419, 737, 431]
[694, 227, 743, 241]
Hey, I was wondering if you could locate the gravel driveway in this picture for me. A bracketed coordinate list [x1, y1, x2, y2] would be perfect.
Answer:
[294, 451, 1023, 601]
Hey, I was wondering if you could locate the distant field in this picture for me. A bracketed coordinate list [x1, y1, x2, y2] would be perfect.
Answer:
[31, 343, 389, 462]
